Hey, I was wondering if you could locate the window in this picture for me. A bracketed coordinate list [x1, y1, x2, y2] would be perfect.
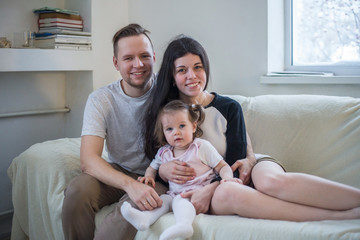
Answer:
[285, 0, 360, 76]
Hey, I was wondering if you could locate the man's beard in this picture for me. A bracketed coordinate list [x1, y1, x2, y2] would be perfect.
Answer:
[124, 75, 152, 90]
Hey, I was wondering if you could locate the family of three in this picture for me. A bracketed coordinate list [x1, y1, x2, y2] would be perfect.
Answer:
[61, 23, 360, 240]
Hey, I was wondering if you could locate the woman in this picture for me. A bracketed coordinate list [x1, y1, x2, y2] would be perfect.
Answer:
[143, 35, 360, 221]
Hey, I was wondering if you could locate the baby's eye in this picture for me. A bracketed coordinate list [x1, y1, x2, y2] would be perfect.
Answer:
[165, 127, 173, 131]
[179, 124, 186, 129]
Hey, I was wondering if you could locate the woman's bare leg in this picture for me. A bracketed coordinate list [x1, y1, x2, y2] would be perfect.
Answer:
[251, 161, 360, 210]
[210, 182, 360, 221]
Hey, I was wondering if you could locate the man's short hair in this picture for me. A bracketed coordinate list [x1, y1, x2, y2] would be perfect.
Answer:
[112, 23, 153, 57]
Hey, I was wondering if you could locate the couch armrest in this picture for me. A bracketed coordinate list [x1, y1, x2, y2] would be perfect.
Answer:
[8, 138, 83, 240]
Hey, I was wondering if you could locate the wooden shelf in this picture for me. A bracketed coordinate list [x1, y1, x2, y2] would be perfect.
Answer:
[0, 48, 93, 72]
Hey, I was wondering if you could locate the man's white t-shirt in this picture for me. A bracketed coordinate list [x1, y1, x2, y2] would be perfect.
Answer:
[81, 77, 155, 175]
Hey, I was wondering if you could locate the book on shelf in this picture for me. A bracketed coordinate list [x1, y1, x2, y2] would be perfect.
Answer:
[34, 7, 83, 30]
[33, 6, 90, 42]
[39, 12, 82, 20]
[39, 18, 83, 25]
[39, 22, 83, 29]
[34, 42, 92, 51]
[33, 7, 80, 16]
[36, 29, 91, 36]
[55, 44, 91, 51]
[35, 34, 92, 45]
[38, 26, 84, 33]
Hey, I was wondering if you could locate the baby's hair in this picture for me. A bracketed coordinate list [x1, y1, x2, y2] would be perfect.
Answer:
[154, 100, 205, 147]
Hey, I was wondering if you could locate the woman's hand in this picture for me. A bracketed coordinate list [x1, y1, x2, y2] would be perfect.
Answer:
[158, 160, 196, 184]
[232, 132, 257, 185]
[181, 182, 219, 214]
[231, 156, 256, 185]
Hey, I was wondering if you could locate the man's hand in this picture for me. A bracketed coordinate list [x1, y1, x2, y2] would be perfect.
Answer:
[231, 157, 256, 185]
[159, 160, 196, 184]
[125, 180, 163, 211]
[180, 182, 219, 214]
[80, 136, 162, 211]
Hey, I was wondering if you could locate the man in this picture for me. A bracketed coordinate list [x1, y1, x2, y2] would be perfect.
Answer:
[62, 23, 167, 240]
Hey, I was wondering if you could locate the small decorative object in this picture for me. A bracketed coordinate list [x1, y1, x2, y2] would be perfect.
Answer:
[13, 32, 35, 48]
[0, 37, 11, 48]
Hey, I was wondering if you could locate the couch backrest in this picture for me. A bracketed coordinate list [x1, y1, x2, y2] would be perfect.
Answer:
[228, 95, 360, 188]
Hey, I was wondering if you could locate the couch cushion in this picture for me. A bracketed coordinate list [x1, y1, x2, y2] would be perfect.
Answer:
[229, 95, 360, 188]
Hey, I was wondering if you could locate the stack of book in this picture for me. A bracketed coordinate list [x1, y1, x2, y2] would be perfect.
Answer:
[34, 32, 92, 50]
[33, 7, 92, 50]
[38, 12, 84, 33]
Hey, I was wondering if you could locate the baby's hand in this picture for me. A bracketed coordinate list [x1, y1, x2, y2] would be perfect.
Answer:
[220, 178, 243, 185]
[137, 176, 156, 188]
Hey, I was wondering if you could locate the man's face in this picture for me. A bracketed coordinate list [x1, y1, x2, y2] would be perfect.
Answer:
[113, 34, 155, 96]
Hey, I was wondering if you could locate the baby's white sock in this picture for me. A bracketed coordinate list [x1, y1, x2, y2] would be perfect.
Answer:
[160, 222, 194, 240]
[159, 195, 195, 240]
[121, 194, 172, 231]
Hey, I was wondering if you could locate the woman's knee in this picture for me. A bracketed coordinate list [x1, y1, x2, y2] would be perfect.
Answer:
[252, 170, 289, 197]
[212, 182, 233, 203]
[211, 182, 250, 214]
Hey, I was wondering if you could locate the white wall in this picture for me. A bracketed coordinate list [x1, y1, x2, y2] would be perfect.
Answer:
[127, 0, 360, 97]
[0, 72, 67, 213]
[91, 0, 127, 89]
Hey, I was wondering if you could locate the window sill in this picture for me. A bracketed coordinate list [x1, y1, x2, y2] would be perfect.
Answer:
[260, 76, 360, 84]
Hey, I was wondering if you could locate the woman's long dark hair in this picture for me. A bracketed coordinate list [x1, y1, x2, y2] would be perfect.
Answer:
[143, 35, 211, 159]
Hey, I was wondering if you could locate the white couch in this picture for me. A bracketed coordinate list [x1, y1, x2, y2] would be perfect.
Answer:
[8, 94, 360, 240]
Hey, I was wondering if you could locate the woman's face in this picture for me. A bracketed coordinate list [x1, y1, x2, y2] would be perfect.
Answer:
[173, 53, 207, 103]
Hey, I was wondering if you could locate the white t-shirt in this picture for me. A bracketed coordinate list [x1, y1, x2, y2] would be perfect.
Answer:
[81, 77, 155, 175]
